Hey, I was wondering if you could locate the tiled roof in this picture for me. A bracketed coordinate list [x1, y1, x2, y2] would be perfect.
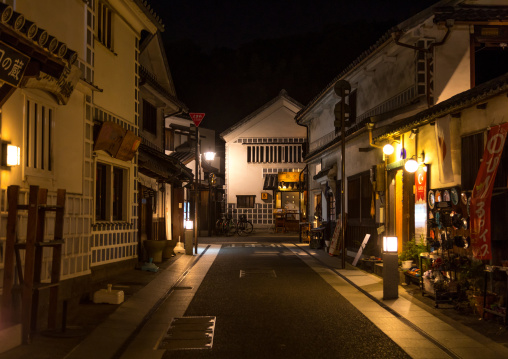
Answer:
[221, 89, 303, 139]
[134, 0, 165, 31]
[433, 5, 508, 23]
[139, 143, 193, 183]
[374, 72, 508, 142]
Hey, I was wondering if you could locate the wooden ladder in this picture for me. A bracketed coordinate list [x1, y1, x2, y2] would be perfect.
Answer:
[1, 185, 66, 343]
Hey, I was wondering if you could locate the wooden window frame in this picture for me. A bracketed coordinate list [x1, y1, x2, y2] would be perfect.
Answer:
[95, 162, 128, 222]
[142, 100, 157, 134]
[237, 195, 255, 208]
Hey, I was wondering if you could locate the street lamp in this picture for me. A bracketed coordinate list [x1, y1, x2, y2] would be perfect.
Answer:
[184, 220, 194, 255]
[203, 151, 216, 237]
[382, 236, 399, 300]
[204, 151, 216, 162]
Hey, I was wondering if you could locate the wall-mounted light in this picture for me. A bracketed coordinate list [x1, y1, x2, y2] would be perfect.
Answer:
[383, 236, 398, 253]
[1, 142, 20, 167]
[404, 151, 425, 173]
[7, 145, 20, 166]
[404, 158, 419, 173]
[383, 143, 394, 155]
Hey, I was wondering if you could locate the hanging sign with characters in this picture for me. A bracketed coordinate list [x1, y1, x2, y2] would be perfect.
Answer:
[415, 166, 427, 204]
[470, 122, 508, 260]
[0, 41, 29, 87]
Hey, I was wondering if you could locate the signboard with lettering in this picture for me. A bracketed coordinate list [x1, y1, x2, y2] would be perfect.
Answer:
[0, 41, 29, 87]
[470, 122, 508, 260]
[414, 166, 427, 241]
[189, 113, 205, 127]
[415, 166, 427, 204]
[24, 65, 82, 105]
[278, 172, 300, 183]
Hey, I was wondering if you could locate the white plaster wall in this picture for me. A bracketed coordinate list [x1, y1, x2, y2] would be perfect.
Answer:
[53, 91, 85, 194]
[227, 142, 262, 200]
[0, 87, 85, 194]
[354, 50, 415, 114]
[434, 27, 471, 104]
[94, 18, 136, 123]
[461, 95, 508, 134]
[309, 107, 333, 144]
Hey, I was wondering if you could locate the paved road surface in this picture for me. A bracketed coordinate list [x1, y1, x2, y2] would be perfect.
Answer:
[161, 243, 410, 359]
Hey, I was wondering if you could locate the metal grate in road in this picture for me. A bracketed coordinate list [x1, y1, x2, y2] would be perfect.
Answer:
[159, 316, 216, 350]
[223, 243, 283, 248]
[239, 269, 277, 278]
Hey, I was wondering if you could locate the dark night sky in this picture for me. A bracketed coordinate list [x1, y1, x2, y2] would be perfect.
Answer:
[148, 0, 438, 133]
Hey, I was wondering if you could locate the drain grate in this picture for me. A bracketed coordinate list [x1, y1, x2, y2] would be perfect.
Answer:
[239, 269, 277, 278]
[223, 243, 283, 248]
[159, 316, 216, 350]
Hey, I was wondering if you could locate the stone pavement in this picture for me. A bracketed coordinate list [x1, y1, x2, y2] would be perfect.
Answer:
[291, 243, 508, 359]
[0, 232, 507, 358]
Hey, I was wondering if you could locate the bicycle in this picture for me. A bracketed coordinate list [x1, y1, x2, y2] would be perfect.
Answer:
[215, 213, 230, 236]
[236, 214, 253, 236]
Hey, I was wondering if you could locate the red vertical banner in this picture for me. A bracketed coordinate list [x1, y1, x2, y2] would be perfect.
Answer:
[470, 122, 508, 260]
[415, 166, 427, 204]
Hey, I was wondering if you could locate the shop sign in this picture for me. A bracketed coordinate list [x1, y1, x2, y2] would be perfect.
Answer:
[24, 65, 82, 105]
[470, 122, 508, 260]
[415, 166, 427, 204]
[94, 121, 141, 161]
[278, 171, 300, 183]
[0, 41, 29, 87]
[414, 166, 427, 242]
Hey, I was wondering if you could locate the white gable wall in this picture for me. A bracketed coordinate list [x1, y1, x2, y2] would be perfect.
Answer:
[223, 94, 305, 229]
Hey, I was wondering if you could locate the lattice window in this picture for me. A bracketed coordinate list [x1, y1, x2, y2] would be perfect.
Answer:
[97, 0, 113, 50]
[25, 98, 54, 173]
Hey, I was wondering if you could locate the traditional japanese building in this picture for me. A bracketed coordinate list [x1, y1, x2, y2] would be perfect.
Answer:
[221, 90, 306, 231]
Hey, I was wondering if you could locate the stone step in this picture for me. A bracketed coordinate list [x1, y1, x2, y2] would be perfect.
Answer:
[0, 323, 22, 354]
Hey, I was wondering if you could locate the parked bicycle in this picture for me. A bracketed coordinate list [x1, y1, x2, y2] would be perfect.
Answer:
[236, 214, 253, 236]
[215, 213, 230, 236]
[215, 213, 253, 236]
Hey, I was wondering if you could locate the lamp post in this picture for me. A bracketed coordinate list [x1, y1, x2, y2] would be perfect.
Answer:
[204, 151, 216, 237]
[382, 236, 399, 300]
[194, 126, 200, 255]
[184, 220, 194, 255]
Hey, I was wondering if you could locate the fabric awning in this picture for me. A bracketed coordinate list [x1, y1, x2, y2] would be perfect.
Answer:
[263, 174, 278, 190]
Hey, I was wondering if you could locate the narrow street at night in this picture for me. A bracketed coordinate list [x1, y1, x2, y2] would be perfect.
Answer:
[1, 2, 508, 358]
[159, 242, 409, 359]
[66, 236, 507, 359]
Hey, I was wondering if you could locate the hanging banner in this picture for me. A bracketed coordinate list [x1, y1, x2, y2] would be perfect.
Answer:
[470, 122, 508, 260]
[435, 114, 454, 183]
[415, 166, 427, 204]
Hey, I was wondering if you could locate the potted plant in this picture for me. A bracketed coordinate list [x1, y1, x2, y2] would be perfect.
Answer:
[459, 259, 497, 317]
[399, 235, 427, 270]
